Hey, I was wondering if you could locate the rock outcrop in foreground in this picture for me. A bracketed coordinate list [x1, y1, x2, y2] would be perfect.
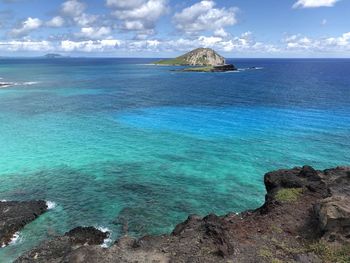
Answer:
[15, 166, 350, 262]
[0, 200, 47, 247]
[155, 48, 226, 66]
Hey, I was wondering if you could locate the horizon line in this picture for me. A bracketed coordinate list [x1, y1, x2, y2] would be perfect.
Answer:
[1, 56, 350, 59]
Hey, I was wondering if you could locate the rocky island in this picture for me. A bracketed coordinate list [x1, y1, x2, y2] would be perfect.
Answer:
[154, 48, 237, 72]
[43, 53, 67, 58]
[5, 165, 349, 262]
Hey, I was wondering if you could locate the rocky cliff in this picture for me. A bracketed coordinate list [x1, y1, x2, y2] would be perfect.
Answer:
[155, 48, 225, 66]
[13, 166, 350, 263]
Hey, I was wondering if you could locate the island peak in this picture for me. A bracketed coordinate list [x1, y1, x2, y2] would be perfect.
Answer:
[154, 47, 226, 66]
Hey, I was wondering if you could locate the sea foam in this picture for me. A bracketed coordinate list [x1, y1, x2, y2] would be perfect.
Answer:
[46, 201, 57, 210]
[0, 81, 40, 88]
[1, 232, 22, 248]
[97, 226, 112, 248]
[9, 232, 22, 245]
[22, 81, 40, 85]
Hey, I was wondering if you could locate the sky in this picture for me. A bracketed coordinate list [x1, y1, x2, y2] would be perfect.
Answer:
[0, 0, 349, 57]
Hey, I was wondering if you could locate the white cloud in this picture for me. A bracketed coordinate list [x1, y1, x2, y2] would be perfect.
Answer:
[129, 32, 279, 54]
[283, 32, 350, 52]
[61, 0, 97, 27]
[0, 40, 52, 51]
[214, 28, 229, 38]
[62, 0, 85, 16]
[60, 39, 121, 52]
[173, 0, 238, 35]
[293, 0, 340, 8]
[1, 30, 350, 57]
[11, 17, 42, 37]
[191, 32, 279, 53]
[127, 39, 161, 51]
[46, 16, 65, 27]
[321, 19, 327, 25]
[75, 27, 111, 39]
[106, 0, 144, 9]
[324, 32, 350, 47]
[74, 13, 98, 27]
[109, 0, 168, 36]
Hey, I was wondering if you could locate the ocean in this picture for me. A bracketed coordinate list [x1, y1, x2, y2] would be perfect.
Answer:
[0, 58, 349, 261]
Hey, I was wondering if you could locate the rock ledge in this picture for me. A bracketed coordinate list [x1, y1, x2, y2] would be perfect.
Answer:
[0, 200, 47, 247]
[15, 166, 350, 262]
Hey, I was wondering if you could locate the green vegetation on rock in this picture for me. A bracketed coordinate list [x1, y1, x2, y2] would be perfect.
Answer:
[154, 57, 188, 65]
[258, 247, 273, 260]
[275, 188, 303, 203]
[308, 241, 350, 263]
[153, 48, 225, 66]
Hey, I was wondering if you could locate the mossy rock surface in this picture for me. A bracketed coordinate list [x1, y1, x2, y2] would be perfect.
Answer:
[308, 241, 350, 263]
[154, 57, 188, 65]
[275, 188, 303, 202]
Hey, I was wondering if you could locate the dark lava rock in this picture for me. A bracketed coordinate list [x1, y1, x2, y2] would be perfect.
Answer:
[15, 166, 350, 263]
[65, 226, 109, 245]
[202, 214, 234, 257]
[172, 214, 202, 236]
[212, 64, 237, 72]
[15, 226, 109, 263]
[0, 200, 47, 247]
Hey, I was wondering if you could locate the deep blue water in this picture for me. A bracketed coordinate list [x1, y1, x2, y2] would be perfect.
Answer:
[0, 58, 349, 261]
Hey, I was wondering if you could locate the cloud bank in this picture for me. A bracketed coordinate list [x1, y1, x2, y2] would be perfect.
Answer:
[293, 0, 341, 8]
[0, 0, 348, 57]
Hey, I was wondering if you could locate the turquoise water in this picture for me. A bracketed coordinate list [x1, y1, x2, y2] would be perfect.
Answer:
[0, 58, 349, 261]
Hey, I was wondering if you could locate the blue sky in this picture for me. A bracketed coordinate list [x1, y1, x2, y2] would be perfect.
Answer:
[0, 0, 349, 57]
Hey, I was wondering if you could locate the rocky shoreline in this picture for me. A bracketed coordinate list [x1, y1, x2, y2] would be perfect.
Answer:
[2, 166, 349, 262]
[180, 64, 238, 72]
[0, 200, 47, 247]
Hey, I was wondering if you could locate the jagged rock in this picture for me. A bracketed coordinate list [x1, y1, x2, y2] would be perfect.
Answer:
[66, 226, 109, 245]
[264, 166, 328, 202]
[323, 166, 350, 196]
[202, 214, 234, 257]
[212, 64, 237, 71]
[0, 200, 47, 247]
[315, 195, 350, 242]
[172, 214, 202, 236]
[15, 227, 109, 263]
[15, 166, 350, 263]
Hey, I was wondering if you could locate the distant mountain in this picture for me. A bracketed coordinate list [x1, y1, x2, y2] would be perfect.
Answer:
[43, 53, 66, 58]
[154, 48, 225, 66]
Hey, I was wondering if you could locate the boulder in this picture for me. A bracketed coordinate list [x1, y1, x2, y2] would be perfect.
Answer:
[15, 227, 109, 263]
[66, 226, 109, 245]
[315, 195, 350, 242]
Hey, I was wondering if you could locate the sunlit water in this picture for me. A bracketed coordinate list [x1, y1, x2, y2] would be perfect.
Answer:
[0, 58, 349, 261]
